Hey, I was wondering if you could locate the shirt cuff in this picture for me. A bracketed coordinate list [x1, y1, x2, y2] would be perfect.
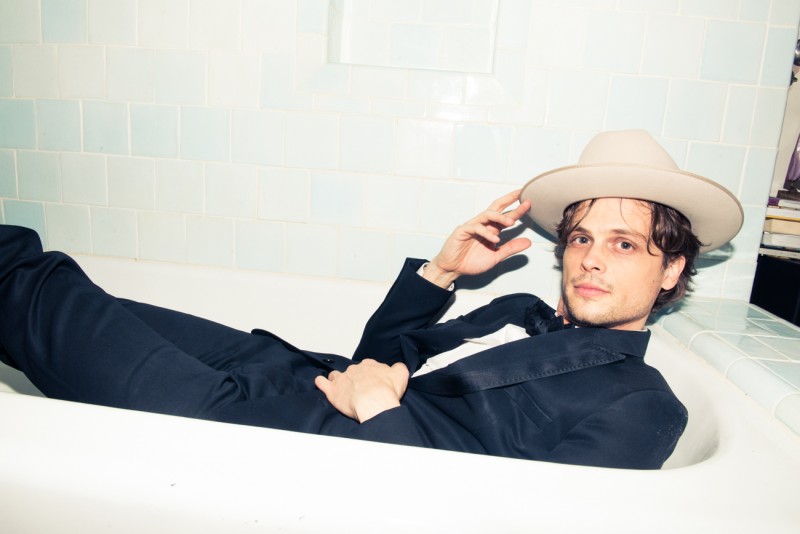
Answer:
[416, 262, 455, 291]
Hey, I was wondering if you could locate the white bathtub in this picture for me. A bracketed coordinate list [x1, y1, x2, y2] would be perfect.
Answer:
[0, 255, 798, 533]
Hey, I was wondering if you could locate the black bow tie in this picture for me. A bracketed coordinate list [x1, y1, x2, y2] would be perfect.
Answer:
[523, 299, 571, 336]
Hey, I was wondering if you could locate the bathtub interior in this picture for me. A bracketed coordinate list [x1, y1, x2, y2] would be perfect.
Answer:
[0, 254, 720, 468]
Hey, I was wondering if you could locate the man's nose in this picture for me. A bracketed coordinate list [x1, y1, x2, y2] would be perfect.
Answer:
[580, 243, 606, 273]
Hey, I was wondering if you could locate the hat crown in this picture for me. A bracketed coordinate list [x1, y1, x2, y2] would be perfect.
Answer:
[577, 130, 679, 170]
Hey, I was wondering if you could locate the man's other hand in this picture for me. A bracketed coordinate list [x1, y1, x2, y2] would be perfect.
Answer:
[314, 359, 409, 423]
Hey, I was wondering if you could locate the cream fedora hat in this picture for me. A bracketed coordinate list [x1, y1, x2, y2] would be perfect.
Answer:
[520, 130, 743, 253]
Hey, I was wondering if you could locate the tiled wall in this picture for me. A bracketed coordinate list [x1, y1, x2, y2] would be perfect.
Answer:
[1, 0, 799, 305]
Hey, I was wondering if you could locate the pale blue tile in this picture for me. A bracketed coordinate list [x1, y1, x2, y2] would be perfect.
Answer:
[339, 229, 391, 282]
[641, 15, 704, 78]
[138, 211, 186, 263]
[0, 0, 40, 43]
[205, 164, 258, 218]
[0, 100, 36, 149]
[761, 27, 797, 87]
[717, 333, 788, 361]
[508, 128, 571, 183]
[61, 153, 106, 205]
[285, 223, 337, 277]
[664, 80, 726, 141]
[365, 175, 420, 231]
[701, 21, 765, 84]
[107, 157, 155, 210]
[584, 11, 646, 73]
[131, 104, 178, 158]
[186, 216, 234, 268]
[155, 160, 204, 214]
[758, 337, 800, 361]
[685, 143, 745, 196]
[454, 124, 512, 182]
[420, 181, 477, 235]
[231, 109, 284, 166]
[180, 107, 229, 162]
[720, 260, 758, 300]
[770, 0, 800, 25]
[728, 358, 798, 411]
[260, 54, 313, 111]
[751, 88, 788, 147]
[3, 200, 45, 244]
[235, 220, 285, 272]
[722, 86, 756, 145]
[311, 172, 364, 226]
[45, 204, 91, 253]
[17, 151, 60, 202]
[741, 147, 776, 206]
[37, 100, 81, 151]
[546, 70, 609, 130]
[0, 149, 15, 197]
[619, 0, 676, 11]
[154, 50, 206, 105]
[739, 0, 770, 21]
[0, 46, 11, 96]
[749, 318, 800, 338]
[90, 207, 137, 258]
[285, 113, 339, 169]
[83, 101, 129, 154]
[391, 232, 446, 269]
[42, 0, 87, 43]
[605, 76, 668, 133]
[390, 24, 441, 69]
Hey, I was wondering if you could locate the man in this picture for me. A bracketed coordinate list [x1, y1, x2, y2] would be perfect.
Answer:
[0, 130, 743, 469]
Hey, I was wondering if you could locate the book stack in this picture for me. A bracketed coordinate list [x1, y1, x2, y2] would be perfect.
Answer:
[762, 192, 800, 259]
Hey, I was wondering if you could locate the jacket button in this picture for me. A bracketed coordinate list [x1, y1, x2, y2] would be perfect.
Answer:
[322, 358, 334, 364]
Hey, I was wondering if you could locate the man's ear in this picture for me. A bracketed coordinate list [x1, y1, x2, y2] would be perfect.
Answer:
[661, 256, 686, 291]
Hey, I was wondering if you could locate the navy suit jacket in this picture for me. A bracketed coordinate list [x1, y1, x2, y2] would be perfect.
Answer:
[322, 258, 688, 469]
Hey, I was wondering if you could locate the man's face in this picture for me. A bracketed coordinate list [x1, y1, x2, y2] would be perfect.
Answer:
[558, 198, 685, 331]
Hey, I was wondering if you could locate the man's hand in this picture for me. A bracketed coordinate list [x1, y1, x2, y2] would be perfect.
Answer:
[314, 359, 409, 423]
[423, 190, 532, 289]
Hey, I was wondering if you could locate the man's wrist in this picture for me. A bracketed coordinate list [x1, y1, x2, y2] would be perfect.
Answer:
[420, 260, 458, 290]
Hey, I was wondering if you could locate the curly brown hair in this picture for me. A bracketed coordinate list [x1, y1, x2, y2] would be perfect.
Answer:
[554, 199, 702, 313]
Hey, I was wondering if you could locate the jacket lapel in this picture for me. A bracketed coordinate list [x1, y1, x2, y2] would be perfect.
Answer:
[409, 327, 650, 396]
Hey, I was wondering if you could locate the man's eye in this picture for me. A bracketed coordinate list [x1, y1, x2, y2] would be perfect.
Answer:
[571, 235, 589, 244]
[619, 241, 634, 250]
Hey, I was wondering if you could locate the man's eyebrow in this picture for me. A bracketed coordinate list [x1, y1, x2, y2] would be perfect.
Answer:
[570, 225, 648, 242]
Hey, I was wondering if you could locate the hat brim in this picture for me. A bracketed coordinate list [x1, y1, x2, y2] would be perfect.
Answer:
[520, 163, 744, 253]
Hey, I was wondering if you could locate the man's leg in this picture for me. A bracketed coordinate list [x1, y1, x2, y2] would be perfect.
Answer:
[0, 225, 253, 417]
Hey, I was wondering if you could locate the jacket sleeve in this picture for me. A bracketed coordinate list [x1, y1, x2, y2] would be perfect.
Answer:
[352, 258, 454, 364]
[544, 390, 688, 469]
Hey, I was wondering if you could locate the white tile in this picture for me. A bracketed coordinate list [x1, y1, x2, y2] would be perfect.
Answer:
[138, 0, 188, 48]
[208, 50, 261, 108]
[17, 151, 61, 202]
[394, 119, 453, 178]
[107, 47, 155, 102]
[61, 153, 107, 205]
[88, 0, 137, 45]
[508, 128, 572, 184]
[527, 4, 588, 68]
[584, 11, 646, 73]
[231, 109, 285, 167]
[750, 88, 789, 147]
[408, 71, 464, 104]
[495, 0, 531, 50]
[186, 216, 234, 268]
[770, 0, 800, 26]
[340, 115, 394, 173]
[727, 358, 798, 413]
[391, 232, 446, 268]
[258, 168, 310, 223]
[12, 45, 58, 98]
[297, 0, 328, 33]
[775, 394, 800, 436]
[310, 171, 364, 226]
[419, 181, 477, 236]
[155, 159, 204, 214]
[338, 228, 391, 282]
[90, 207, 137, 258]
[365, 175, 420, 231]
[739, 0, 770, 21]
[285, 223, 337, 277]
[488, 68, 548, 126]
[350, 67, 407, 99]
[641, 15, 703, 78]
[685, 143, 745, 196]
[188, 0, 241, 49]
[205, 164, 258, 219]
[285, 113, 340, 169]
[741, 147, 776, 207]
[138, 211, 186, 262]
[235, 219, 285, 272]
[242, 0, 296, 54]
[453, 123, 512, 182]
[546, 70, 609, 130]
[58, 45, 105, 99]
[0, 0, 41, 43]
[722, 86, 756, 145]
[427, 103, 487, 123]
[260, 54, 314, 111]
[761, 27, 797, 87]
[45, 203, 91, 254]
[679, 0, 738, 18]
[690, 332, 745, 374]
[154, 50, 206, 105]
[107, 157, 155, 210]
[440, 26, 494, 73]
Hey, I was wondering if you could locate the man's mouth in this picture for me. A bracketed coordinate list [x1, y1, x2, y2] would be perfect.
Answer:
[573, 282, 610, 298]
